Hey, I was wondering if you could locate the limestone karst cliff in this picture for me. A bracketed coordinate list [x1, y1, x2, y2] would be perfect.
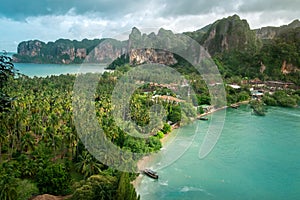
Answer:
[13, 15, 300, 81]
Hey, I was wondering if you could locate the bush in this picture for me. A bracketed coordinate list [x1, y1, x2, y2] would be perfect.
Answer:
[156, 131, 164, 139]
[16, 179, 39, 200]
[35, 163, 70, 195]
[197, 106, 204, 114]
[238, 91, 250, 102]
[72, 174, 117, 200]
[262, 94, 278, 106]
[161, 123, 172, 134]
[148, 136, 162, 152]
[167, 105, 181, 123]
[273, 91, 298, 107]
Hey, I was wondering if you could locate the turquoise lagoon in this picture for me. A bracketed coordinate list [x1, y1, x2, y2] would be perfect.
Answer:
[137, 106, 300, 200]
[14, 63, 108, 77]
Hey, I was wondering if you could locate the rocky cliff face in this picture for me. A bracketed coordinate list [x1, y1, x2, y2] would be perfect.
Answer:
[14, 28, 178, 65]
[281, 60, 299, 74]
[256, 20, 300, 40]
[129, 49, 177, 65]
[14, 38, 127, 64]
[84, 39, 127, 63]
[13, 15, 300, 72]
[127, 27, 178, 65]
[200, 15, 258, 55]
[14, 26, 189, 65]
[17, 40, 45, 57]
[255, 27, 278, 40]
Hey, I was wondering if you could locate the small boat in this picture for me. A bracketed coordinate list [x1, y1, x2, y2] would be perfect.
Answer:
[144, 169, 159, 179]
[198, 117, 208, 121]
[230, 104, 240, 109]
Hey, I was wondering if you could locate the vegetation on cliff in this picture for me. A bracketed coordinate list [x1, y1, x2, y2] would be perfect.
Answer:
[107, 15, 300, 86]
[13, 38, 127, 64]
[13, 15, 300, 88]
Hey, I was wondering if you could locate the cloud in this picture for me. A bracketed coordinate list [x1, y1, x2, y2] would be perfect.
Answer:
[0, 0, 152, 20]
[156, 0, 300, 17]
[238, 0, 300, 12]
[1, 0, 299, 21]
[0, 0, 298, 51]
[158, 0, 240, 16]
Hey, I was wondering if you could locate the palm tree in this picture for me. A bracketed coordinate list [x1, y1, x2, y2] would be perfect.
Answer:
[75, 151, 103, 178]
[0, 126, 6, 162]
[0, 175, 18, 200]
[20, 133, 35, 153]
[60, 124, 77, 158]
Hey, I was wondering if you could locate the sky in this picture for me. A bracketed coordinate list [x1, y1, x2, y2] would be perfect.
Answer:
[0, 0, 299, 52]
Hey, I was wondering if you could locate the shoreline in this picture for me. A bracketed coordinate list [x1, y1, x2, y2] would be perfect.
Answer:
[132, 131, 174, 188]
[198, 100, 250, 118]
[133, 100, 250, 189]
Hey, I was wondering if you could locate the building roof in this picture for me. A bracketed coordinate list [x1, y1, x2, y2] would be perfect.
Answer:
[227, 84, 241, 89]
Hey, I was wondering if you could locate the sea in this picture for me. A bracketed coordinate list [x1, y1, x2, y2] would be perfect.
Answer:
[136, 106, 300, 200]
[14, 62, 108, 77]
[11, 62, 300, 200]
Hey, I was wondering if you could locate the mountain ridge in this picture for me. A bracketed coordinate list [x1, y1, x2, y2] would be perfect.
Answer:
[12, 15, 300, 85]
[13, 15, 299, 65]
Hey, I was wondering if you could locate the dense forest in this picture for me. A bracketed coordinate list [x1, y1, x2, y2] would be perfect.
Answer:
[0, 54, 200, 199]
[1, 15, 300, 199]
[2, 41, 300, 199]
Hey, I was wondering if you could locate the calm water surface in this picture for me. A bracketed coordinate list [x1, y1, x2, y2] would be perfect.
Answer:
[137, 105, 300, 200]
[14, 63, 108, 77]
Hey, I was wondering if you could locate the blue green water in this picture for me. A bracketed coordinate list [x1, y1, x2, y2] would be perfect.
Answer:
[14, 63, 108, 77]
[137, 105, 300, 200]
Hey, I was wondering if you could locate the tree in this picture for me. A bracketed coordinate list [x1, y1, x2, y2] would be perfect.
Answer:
[16, 179, 39, 200]
[0, 122, 7, 162]
[72, 174, 118, 200]
[250, 100, 267, 116]
[0, 54, 17, 112]
[75, 151, 103, 178]
[20, 133, 35, 153]
[238, 91, 250, 102]
[161, 123, 172, 134]
[148, 136, 162, 152]
[168, 108, 181, 123]
[35, 163, 70, 195]
[273, 91, 298, 107]
[115, 172, 139, 200]
[0, 175, 18, 200]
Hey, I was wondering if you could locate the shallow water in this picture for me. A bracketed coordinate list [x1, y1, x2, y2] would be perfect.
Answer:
[14, 63, 108, 77]
[137, 105, 300, 200]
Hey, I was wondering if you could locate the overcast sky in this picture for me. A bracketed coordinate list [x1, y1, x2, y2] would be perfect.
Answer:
[0, 0, 299, 52]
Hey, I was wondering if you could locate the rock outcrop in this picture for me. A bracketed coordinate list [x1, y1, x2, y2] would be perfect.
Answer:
[256, 19, 300, 40]
[17, 40, 45, 57]
[14, 38, 127, 64]
[281, 60, 299, 74]
[129, 49, 177, 65]
[127, 27, 178, 65]
[84, 39, 127, 63]
[260, 62, 266, 74]
[200, 15, 258, 55]
[13, 15, 300, 73]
